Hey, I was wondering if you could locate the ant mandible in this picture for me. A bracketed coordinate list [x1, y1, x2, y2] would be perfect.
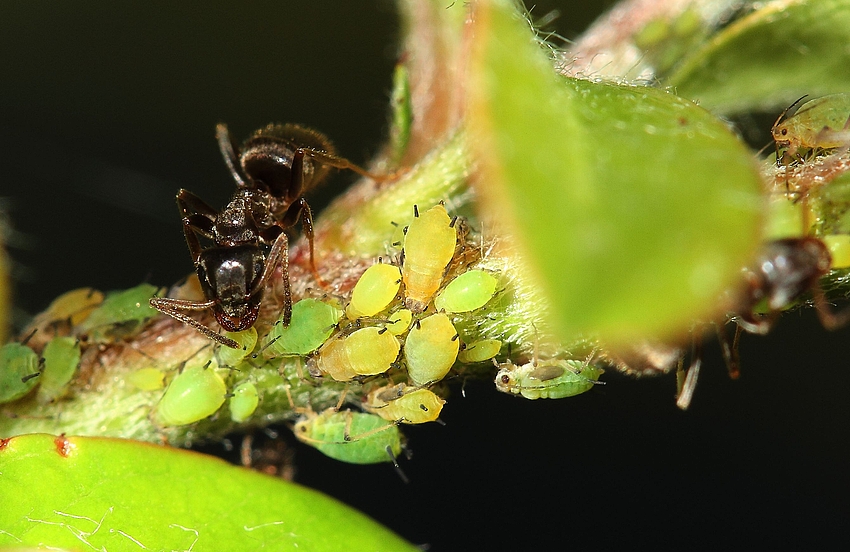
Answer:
[151, 123, 377, 348]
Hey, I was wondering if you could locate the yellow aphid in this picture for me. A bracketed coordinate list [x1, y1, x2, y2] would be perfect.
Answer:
[28, 287, 104, 334]
[364, 384, 445, 424]
[346, 263, 402, 319]
[458, 339, 502, 364]
[312, 327, 401, 381]
[385, 309, 412, 335]
[402, 204, 458, 312]
[127, 367, 166, 391]
[405, 313, 459, 386]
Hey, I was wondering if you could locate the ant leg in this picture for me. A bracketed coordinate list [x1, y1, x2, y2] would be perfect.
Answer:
[715, 323, 742, 380]
[149, 297, 240, 348]
[260, 231, 292, 327]
[279, 197, 329, 289]
[675, 333, 703, 410]
[813, 285, 850, 330]
[216, 123, 248, 188]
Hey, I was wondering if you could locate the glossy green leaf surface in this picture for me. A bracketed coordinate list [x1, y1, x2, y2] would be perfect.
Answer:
[0, 434, 416, 551]
[468, 0, 764, 344]
[669, 0, 850, 114]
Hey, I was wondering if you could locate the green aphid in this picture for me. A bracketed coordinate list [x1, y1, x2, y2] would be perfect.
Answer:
[346, 263, 402, 319]
[312, 326, 400, 382]
[402, 204, 458, 312]
[385, 308, 412, 335]
[495, 358, 603, 400]
[0, 343, 40, 404]
[78, 283, 161, 341]
[458, 339, 502, 364]
[127, 367, 166, 391]
[363, 384, 445, 424]
[263, 298, 343, 357]
[217, 327, 257, 366]
[155, 363, 227, 426]
[773, 94, 850, 163]
[404, 313, 459, 386]
[230, 381, 260, 423]
[37, 336, 80, 403]
[293, 408, 402, 465]
[434, 269, 498, 313]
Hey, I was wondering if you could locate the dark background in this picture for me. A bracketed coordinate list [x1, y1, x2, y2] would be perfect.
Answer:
[2, 1, 848, 549]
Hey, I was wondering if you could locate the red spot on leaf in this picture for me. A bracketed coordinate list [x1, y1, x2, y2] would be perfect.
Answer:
[54, 434, 74, 457]
[0, 437, 10, 450]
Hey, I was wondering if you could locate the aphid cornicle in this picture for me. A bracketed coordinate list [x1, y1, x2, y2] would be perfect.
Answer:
[151, 123, 376, 349]
[401, 204, 458, 312]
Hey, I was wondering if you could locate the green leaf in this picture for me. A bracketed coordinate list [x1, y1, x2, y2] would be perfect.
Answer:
[468, 0, 764, 344]
[669, 0, 850, 114]
[0, 434, 416, 552]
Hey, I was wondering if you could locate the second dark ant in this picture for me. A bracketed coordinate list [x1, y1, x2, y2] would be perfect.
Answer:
[151, 123, 379, 349]
[609, 236, 849, 409]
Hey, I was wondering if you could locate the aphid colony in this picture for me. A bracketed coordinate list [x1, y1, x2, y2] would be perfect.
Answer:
[0, 203, 608, 465]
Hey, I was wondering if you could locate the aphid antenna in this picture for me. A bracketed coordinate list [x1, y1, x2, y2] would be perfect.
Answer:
[251, 335, 280, 359]
[386, 446, 409, 484]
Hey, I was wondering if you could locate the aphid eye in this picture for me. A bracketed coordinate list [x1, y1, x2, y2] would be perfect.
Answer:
[500, 374, 511, 384]
[781, 128, 787, 135]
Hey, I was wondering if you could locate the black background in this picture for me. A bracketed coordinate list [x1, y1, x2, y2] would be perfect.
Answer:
[2, 1, 848, 549]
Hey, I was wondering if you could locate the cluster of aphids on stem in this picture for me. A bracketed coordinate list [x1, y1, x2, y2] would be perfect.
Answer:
[608, 93, 850, 409]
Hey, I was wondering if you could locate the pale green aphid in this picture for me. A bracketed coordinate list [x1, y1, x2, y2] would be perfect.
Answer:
[312, 326, 400, 381]
[217, 327, 258, 366]
[385, 308, 412, 335]
[346, 263, 402, 319]
[263, 298, 343, 357]
[37, 336, 80, 403]
[155, 363, 227, 426]
[293, 408, 402, 464]
[402, 204, 458, 312]
[823, 234, 850, 269]
[458, 339, 502, 364]
[405, 312, 459, 386]
[28, 287, 104, 333]
[0, 343, 40, 404]
[495, 358, 603, 400]
[230, 381, 260, 423]
[363, 384, 445, 424]
[127, 367, 166, 391]
[773, 94, 850, 163]
[388, 61, 412, 165]
[78, 283, 160, 341]
[434, 269, 498, 313]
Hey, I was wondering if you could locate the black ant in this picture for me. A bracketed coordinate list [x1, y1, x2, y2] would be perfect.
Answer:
[151, 123, 378, 348]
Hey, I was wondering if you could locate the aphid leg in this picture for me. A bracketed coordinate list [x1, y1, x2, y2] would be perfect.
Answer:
[715, 323, 742, 380]
[675, 333, 703, 410]
[334, 384, 350, 411]
[149, 297, 240, 349]
[240, 432, 255, 467]
[386, 446, 409, 484]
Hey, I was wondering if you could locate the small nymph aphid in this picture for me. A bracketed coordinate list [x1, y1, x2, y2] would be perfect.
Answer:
[155, 362, 227, 426]
[36, 336, 81, 403]
[385, 308, 413, 335]
[0, 342, 40, 404]
[216, 327, 258, 367]
[311, 326, 401, 381]
[773, 94, 850, 165]
[434, 269, 498, 313]
[458, 339, 502, 364]
[262, 298, 343, 357]
[229, 381, 260, 423]
[404, 312, 460, 386]
[293, 407, 403, 465]
[363, 383, 445, 424]
[346, 262, 402, 319]
[401, 204, 458, 312]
